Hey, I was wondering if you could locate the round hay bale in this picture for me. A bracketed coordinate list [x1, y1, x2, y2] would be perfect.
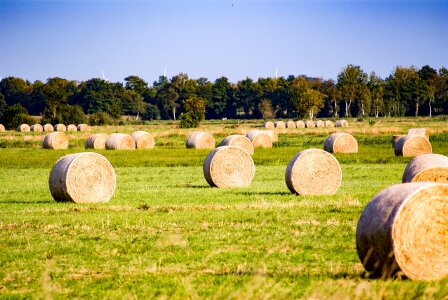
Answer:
[185, 131, 215, 149]
[305, 120, 315, 128]
[324, 132, 358, 153]
[203, 146, 255, 188]
[54, 124, 66, 132]
[219, 135, 254, 155]
[131, 131, 155, 149]
[105, 133, 136, 150]
[286, 120, 296, 128]
[402, 154, 448, 183]
[0, 124, 5, 132]
[324, 120, 334, 127]
[264, 130, 278, 142]
[77, 124, 91, 131]
[245, 130, 273, 148]
[43, 123, 54, 132]
[408, 128, 430, 139]
[30, 124, 43, 132]
[17, 124, 30, 132]
[274, 121, 285, 128]
[85, 133, 109, 149]
[315, 120, 324, 128]
[49, 152, 116, 203]
[356, 182, 448, 280]
[67, 124, 77, 132]
[296, 120, 305, 128]
[391, 135, 405, 148]
[335, 120, 349, 127]
[285, 148, 342, 195]
[263, 121, 274, 129]
[394, 135, 432, 157]
[43, 132, 69, 150]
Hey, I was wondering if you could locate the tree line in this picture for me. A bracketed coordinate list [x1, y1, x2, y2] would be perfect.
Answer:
[1, 64, 447, 129]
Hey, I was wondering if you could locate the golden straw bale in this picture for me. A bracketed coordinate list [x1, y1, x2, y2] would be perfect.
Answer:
[219, 135, 254, 155]
[285, 148, 342, 195]
[263, 121, 274, 129]
[43, 132, 69, 150]
[203, 146, 255, 188]
[274, 121, 286, 128]
[391, 135, 405, 148]
[324, 120, 334, 127]
[245, 130, 273, 148]
[305, 120, 315, 128]
[85, 133, 109, 149]
[17, 124, 30, 132]
[49, 152, 116, 203]
[0, 124, 5, 132]
[356, 182, 448, 280]
[105, 133, 136, 150]
[402, 154, 448, 183]
[131, 131, 155, 149]
[185, 131, 215, 149]
[77, 124, 91, 131]
[30, 124, 43, 132]
[324, 132, 358, 153]
[408, 128, 430, 139]
[286, 120, 296, 128]
[335, 120, 349, 127]
[54, 124, 66, 132]
[67, 124, 77, 131]
[296, 120, 305, 128]
[394, 135, 432, 157]
[264, 130, 278, 142]
[43, 123, 54, 132]
[315, 120, 324, 127]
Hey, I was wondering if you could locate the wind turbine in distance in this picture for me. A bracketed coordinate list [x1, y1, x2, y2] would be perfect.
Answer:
[163, 66, 167, 78]
[275, 66, 279, 79]
[102, 70, 109, 82]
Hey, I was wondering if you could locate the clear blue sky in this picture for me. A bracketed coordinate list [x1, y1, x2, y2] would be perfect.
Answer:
[1, 0, 447, 84]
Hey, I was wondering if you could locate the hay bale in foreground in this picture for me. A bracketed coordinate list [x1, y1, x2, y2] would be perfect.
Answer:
[324, 132, 358, 153]
[356, 182, 448, 280]
[77, 124, 91, 131]
[49, 152, 116, 203]
[274, 121, 286, 128]
[17, 124, 30, 132]
[219, 135, 254, 155]
[305, 120, 315, 128]
[30, 124, 43, 132]
[245, 130, 273, 148]
[131, 131, 155, 149]
[285, 148, 342, 195]
[54, 124, 66, 132]
[85, 133, 109, 149]
[335, 120, 349, 127]
[296, 120, 305, 128]
[186, 132, 215, 149]
[67, 124, 77, 131]
[106, 133, 136, 150]
[263, 121, 274, 129]
[43, 132, 69, 150]
[43, 123, 54, 132]
[402, 154, 448, 183]
[394, 135, 432, 157]
[315, 120, 324, 127]
[391, 135, 405, 148]
[286, 120, 296, 128]
[0, 124, 5, 132]
[203, 146, 255, 188]
[408, 128, 430, 139]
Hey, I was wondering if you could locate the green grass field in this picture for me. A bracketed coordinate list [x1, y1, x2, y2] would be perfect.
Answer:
[1, 118, 448, 299]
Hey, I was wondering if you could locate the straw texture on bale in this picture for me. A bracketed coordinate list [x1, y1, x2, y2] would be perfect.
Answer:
[286, 120, 296, 128]
[394, 135, 432, 157]
[408, 128, 430, 139]
[324, 120, 334, 127]
[0, 124, 5, 132]
[203, 146, 255, 188]
[391, 135, 404, 148]
[402, 154, 448, 183]
[356, 182, 448, 280]
[43, 132, 69, 150]
[245, 130, 273, 148]
[30, 124, 43, 132]
[185, 131, 215, 149]
[131, 131, 155, 149]
[67, 124, 77, 131]
[285, 148, 342, 195]
[43, 123, 54, 132]
[54, 124, 66, 132]
[335, 120, 349, 127]
[324, 132, 358, 153]
[17, 124, 30, 132]
[295, 120, 305, 128]
[315, 120, 324, 127]
[274, 121, 286, 128]
[264, 130, 278, 142]
[106, 133, 136, 150]
[305, 120, 315, 128]
[263, 121, 274, 129]
[77, 124, 90, 131]
[219, 135, 254, 155]
[85, 133, 109, 150]
[49, 152, 116, 203]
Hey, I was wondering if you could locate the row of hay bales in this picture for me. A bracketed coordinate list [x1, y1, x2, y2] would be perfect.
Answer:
[264, 120, 348, 129]
[15, 123, 90, 132]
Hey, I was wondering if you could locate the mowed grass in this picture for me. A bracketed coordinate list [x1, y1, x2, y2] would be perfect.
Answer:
[1, 119, 448, 298]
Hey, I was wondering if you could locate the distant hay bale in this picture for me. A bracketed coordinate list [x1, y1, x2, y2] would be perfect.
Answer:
[105, 133, 136, 150]
[30, 124, 43, 132]
[67, 124, 77, 131]
[264, 130, 278, 142]
[286, 120, 296, 128]
[245, 130, 273, 148]
[324, 132, 358, 153]
[315, 120, 324, 127]
[77, 124, 91, 131]
[356, 182, 448, 280]
[296, 120, 305, 128]
[0, 124, 5, 132]
[402, 154, 448, 183]
[54, 124, 66, 132]
[394, 135, 432, 157]
[85, 133, 109, 149]
[43, 132, 69, 150]
[335, 120, 349, 127]
[219, 135, 254, 155]
[274, 121, 286, 128]
[263, 121, 274, 129]
[131, 131, 155, 149]
[408, 128, 430, 139]
[285, 148, 342, 195]
[324, 120, 334, 128]
[203, 146, 255, 188]
[305, 120, 315, 128]
[43, 123, 54, 132]
[391, 135, 405, 148]
[49, 152, 116, 203]
[17, 124, 30, 132]
[186, 131, 215, 149]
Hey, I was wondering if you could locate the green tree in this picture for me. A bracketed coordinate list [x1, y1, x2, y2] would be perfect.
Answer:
[0, 77, 32, 110]
[234, 78, 262, 118]
[259, 99, 274, 119]
[208, 77, 232, 119]
[337, 65, 368, 117]
[40, 77, 78, 122]
[119, 89, 147, 121]
[0, 103, 35, 129]
[368, 72, 384, 117]
[179, 96, 205, 128]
